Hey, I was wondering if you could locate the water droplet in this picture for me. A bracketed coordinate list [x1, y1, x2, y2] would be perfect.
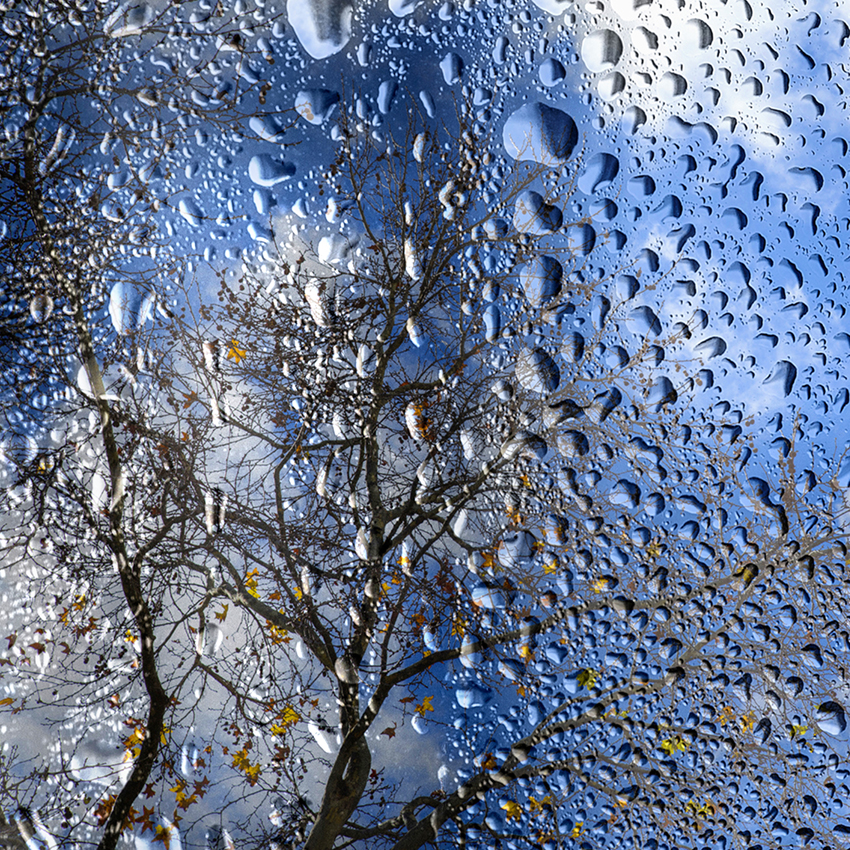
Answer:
[516, 347, 560, 394]
[248, 154, 295, 187]
[295, 89, 339, 124]
[514, 191, 563, 235]
[816, 701, 846, 735]
[581, 29, 623, 73]
[578, 153, 619, 194]
[503, 103, 578, 165]
[287, 0, 354, 59]
[520, 257, 562, 307]
[29, 294, 53, 323]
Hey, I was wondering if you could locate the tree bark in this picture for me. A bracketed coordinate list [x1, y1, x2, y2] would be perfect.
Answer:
[303, 737, 372, 850]
[97, 545, 169, 850]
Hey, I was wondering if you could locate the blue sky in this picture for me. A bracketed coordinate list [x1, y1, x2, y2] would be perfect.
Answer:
[151, 0, 850, 450]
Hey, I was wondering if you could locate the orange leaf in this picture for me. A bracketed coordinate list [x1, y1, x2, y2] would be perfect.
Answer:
[481, 753, 498, 770]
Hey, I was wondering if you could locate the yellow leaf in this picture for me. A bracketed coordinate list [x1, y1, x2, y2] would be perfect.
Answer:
[244, 569, 260, 598]
[226, 340, 246, 363]
[415, 695, 434, 717]
[659, 736, 688, 755]
[270, 705, 301, 735]
[153, 824, 171, 849]
[124, 728, 145, 759]
[479, 548, 498, 573]
[571, 821, 584, 839]
[528, 795, 553, 816]
[734, 564, 758, 589]
[501, 800, 522, 821]
[577, 668, 598, 689]
[266, 621, 289, 645]
[0, 697, 14, 706]
[686, 799, 716, 819]
[718, 705, 735, 725]
[790, 723, 808, 739]
[232, 747, 262, 786]
[591, 576, 614, 593]
[125, 729, 144, 747]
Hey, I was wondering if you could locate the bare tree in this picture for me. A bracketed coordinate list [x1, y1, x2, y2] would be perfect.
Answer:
[2, 60, 850, 850]
[157, 104, 850, 850]
[0, 3, 286, 849]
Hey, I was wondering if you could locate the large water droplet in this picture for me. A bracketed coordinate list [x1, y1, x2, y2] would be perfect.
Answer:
[581, 29, 623, 73]
[503, 103, 578, 165]
[520, 257, 563, 307]
[516, 347, 561, 394]
[815, 701, 846, 735]
[287, 0, 354, 59]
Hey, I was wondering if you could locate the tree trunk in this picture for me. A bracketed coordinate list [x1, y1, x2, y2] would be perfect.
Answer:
[303, 737, 371, 850]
